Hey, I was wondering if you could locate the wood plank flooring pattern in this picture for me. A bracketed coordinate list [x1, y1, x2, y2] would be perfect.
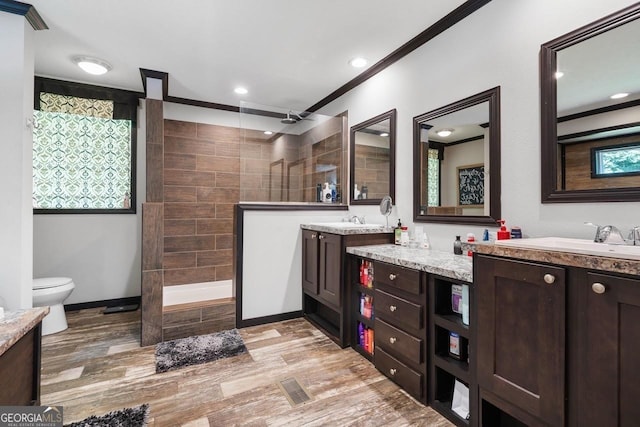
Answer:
[40, 308, 453, 426]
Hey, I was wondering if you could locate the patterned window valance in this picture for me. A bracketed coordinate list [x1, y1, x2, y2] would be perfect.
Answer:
[39, 93, 114, 119]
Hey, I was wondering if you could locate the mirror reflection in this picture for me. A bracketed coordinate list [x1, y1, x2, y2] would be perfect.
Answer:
[414, 88, 500, 225]
[541, 3, 640, 202]
[350, 109, 396, 205]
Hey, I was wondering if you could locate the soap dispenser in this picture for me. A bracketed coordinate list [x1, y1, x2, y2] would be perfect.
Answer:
[322, 183, 331, 203]
[497, 219, 511, 240]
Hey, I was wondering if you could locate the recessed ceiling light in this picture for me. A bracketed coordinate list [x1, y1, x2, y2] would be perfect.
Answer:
[436, 129, 453, 138]
[234, 87, 248, 95]
[610, 92, 629, 99]
[73, 56, 111, 75]
[264, 131, 273, 135]
[379, 132, 389, 137]
[554, 71, 564, 79]
[349, 57, 368, 68]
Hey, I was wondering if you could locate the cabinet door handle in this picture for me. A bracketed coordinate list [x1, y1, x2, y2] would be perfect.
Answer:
[543, 274, 556, 284]
[592, 282, 606, 294]
[311, 233, 317, 239]
[389, 368, 397, 376]
[389, 273, 397, 281]
[389, 337, 397, 344]
[318, 234, 324, 240]
[389, 305, 397, 312]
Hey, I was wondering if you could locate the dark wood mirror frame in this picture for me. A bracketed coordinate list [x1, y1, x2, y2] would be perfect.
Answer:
[349, 109, 396, 205]
[541, 3, 640, 203]
[413, 87, 501, 225]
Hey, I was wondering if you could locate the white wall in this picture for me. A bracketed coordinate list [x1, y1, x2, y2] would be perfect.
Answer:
[316, 0, 639, 251]
[0, 13, 34, 309]
[241, 209, 350, 320]
[33, 101, 147, 305]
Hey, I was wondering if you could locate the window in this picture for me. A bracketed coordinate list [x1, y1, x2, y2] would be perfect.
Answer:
[592, 142, 640, 178]
[33, 78, 139, 213]
[427, 148, 440, 206]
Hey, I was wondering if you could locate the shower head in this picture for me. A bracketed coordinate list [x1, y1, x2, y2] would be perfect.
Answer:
[281, 111, 299, 124]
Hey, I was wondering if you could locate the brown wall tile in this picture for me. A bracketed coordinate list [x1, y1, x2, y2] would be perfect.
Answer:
[216, 234, 233, 250]
[163, 252, 197, 269]
[163, 266, 216, 286]
[215, 172, 240, 188]
[146, 143, 164, 202]
[142, 203, 163, 271]
[163, 307, 201, 327]
[201, 301, 235, 322]
[141, 270, 163, 346]
[196, 219, 233, 235]
[164, 152, 197, 170]
[196, 123, 240, 143]
[164, 119, 196, 138]
[164, 235, 215, 252]
[197, 187, 240, 203]
[216, 204, 234, 219]
[197, 249, 232, 267]
[162, 317, 235, 341]
[215, 142, 240, 157]
[164, 186, 197, 203]
[164, 169, 215, 187]
[146, 100, 164, 144]
[164, 219, 196, 236]
[216, 265, 234, 281]
[165, 136, 216, 156]
[196, 155, 240, 173]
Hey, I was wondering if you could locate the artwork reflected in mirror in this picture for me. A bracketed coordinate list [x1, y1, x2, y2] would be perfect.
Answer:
[413, 87, 500, 225]
[350, 109, 396, 205]
[541, 3, 640, 202]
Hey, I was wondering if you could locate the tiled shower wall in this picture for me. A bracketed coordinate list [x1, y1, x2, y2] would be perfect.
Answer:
[162, 120, 240, 286]
[354, 144, 391, 200]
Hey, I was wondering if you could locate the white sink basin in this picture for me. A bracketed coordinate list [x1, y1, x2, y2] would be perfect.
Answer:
[309, 222, 384, 229]
[494, 237, 640, 261]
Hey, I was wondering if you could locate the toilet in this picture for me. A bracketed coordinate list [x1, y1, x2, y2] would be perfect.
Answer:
[33, 277, 75, 335]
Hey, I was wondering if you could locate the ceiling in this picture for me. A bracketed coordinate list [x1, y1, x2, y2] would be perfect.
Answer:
[29, 0, 467, 113]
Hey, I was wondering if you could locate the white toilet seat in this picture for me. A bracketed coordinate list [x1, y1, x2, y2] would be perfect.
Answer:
[33, 277, 73, 290]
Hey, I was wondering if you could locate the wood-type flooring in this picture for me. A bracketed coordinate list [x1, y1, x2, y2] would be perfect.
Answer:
[40, 308, 453, 426]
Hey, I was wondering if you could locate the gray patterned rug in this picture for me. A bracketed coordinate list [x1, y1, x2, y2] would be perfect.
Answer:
[155, 329, 247, 373]
[64, 404, 149, 427]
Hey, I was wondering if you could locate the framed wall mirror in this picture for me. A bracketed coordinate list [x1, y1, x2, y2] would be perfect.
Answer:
[413, 87, 501, 225]
[349, 109, 396, 205]
[541, 3, 640, 203]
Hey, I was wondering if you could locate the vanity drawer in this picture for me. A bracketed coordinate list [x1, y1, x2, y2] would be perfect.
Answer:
[375, 289, 423, 331]
[374, 262, 422, 295]
[375, 348, 423, 400]
[375, 318, 423, 365]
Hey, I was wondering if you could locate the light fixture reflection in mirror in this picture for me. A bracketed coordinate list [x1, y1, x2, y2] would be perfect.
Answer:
[413, 87, 501, 225]
[541, 3, 640, 203]
[349, 109, 396, 205]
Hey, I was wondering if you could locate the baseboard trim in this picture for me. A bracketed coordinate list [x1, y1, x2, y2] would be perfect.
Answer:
[65, 296, 141, 312]
[237, 311, 303, 328]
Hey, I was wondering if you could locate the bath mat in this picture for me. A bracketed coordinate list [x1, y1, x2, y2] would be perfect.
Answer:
[155, 329, 247, 373]
[64, 403, 149, 427]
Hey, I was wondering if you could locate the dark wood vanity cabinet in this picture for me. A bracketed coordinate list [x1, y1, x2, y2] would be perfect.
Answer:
[476, 253, 640, 427]
[475, 254, 566, 426]
[302, 229, 392, 347]
[573, 271, 640, 427]
[373, 262, 428, 404]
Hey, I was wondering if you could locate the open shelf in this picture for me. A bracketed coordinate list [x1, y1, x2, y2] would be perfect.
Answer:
[357, 283, 374, 296]
[431, 367, 471, 427]
[434, 314, 469, 338]
[434, 354, 470, 383]
[356, 313, 374, 328]
[431, 399, 470, 427]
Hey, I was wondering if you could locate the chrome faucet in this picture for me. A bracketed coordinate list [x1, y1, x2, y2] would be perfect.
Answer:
[629, 226, 640, 246]
[585, 222, 628, 245]
[349, 215, 366, 224]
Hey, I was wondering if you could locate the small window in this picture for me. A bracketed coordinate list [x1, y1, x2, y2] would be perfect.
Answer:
[33, 78, 139, 213]
[592, 142, 640, 178]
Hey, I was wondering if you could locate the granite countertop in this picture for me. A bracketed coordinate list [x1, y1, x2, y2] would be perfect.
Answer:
[301, 223, 394, 236]
[0, 307, 49, 356]
[474, 242, 640, 276]
[346, 244, 473, 282]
